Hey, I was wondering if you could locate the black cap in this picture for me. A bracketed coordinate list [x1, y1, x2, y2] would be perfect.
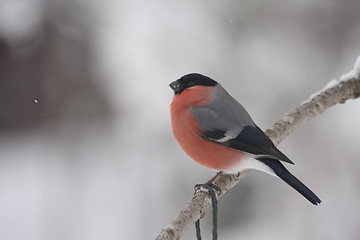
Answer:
[169, 73, 218, 94]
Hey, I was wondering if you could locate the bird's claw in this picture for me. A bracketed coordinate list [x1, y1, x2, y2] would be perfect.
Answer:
[194, 182, 221, 195]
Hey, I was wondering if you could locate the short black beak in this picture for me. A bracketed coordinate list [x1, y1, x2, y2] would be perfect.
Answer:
[169, 80, 184, 94]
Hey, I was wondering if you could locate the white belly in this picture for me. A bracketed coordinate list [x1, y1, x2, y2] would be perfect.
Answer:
[223, 154, 277, 177]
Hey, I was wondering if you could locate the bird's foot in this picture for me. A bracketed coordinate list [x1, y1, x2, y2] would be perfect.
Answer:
[194, 171, 223, 195]
[194, 182, 221, 195]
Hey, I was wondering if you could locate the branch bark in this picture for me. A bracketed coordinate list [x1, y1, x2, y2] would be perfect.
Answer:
[156, 56, 360, 240]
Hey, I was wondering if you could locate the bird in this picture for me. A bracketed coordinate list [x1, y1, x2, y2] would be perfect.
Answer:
[169, 73, 321, 205]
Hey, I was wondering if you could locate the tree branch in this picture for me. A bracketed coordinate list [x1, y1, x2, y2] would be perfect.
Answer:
[156, 56, 360, 240]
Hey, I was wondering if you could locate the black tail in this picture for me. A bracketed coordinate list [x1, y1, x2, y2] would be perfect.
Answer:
[257, 157, 321, 205]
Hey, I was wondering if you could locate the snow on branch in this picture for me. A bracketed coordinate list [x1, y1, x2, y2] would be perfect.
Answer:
[155, 56, 360, 240]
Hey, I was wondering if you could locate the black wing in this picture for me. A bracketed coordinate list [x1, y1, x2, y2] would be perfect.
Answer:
[203, 125, 294, 164]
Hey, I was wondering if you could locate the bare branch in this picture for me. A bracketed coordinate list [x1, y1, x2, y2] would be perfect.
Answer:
[156, 56, 360, 240]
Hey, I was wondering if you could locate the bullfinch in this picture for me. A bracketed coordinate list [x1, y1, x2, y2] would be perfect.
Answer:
[169, 73, 321, 205]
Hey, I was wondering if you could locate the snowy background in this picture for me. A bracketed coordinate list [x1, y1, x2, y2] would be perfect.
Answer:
[0, 1, 360, 239]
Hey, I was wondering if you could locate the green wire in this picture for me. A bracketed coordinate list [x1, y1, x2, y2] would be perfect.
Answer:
[194, 185, 218, 240]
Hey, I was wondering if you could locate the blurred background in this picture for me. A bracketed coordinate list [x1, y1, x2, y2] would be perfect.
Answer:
[0, 0, 360, 239]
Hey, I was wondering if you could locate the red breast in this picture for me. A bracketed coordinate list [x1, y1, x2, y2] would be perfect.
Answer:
[170, 86, 244, 170]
